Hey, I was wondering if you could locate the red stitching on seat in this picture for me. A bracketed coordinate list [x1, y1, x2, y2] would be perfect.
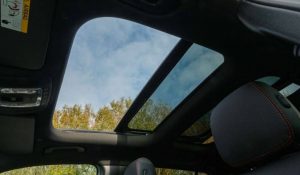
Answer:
[231, 83, 294, 167]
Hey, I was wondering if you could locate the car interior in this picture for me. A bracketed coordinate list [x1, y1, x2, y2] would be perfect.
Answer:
[0, 0, 300, 174]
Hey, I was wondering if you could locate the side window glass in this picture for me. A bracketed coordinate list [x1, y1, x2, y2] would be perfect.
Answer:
[0, 165, 97, 175]
[156, 168, 207, 175]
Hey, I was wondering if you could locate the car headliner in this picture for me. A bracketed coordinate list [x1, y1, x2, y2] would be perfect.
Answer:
[0, 0, 299, 173]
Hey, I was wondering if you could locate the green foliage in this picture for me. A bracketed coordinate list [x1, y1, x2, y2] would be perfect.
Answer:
[52, 97, 174, 132]
[128, 99, 172, 131]
[156, 168, 194, 175]
[94, 98, 132, 131]
[1, 166, 198, 175]
[53, 104, 91, 130]
[0, 165, 96, 175]
[53, 97, 132, 131]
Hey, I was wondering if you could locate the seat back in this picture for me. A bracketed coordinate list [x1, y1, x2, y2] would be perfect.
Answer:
[210, 82, 300, 174]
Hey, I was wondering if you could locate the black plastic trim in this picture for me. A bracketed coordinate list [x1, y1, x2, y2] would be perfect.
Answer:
[249, 0, 300, 12]
[239, 0, 300, 44]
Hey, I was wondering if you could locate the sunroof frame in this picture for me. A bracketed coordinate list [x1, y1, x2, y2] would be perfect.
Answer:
[115, 40, 192, 132]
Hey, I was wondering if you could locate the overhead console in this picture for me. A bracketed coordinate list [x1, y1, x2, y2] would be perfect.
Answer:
[238, 0, 300, 44]
[0, 77, 51, 114]
[0, 88, 43, 108]
[0, 77, 50, 154]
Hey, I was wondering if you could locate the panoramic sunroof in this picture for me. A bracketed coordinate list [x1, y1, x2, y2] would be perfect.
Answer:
[53, 17, 179, 131]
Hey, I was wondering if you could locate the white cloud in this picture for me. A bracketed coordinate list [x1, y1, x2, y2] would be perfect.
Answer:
[150, 44, 224, 108]
[56, 17, 179, 109]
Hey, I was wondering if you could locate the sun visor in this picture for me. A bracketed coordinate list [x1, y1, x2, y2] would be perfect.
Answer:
[0, 0, 55, 69]
[0, 116, 35, 154]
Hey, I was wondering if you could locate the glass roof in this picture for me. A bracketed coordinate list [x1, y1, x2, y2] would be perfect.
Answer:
[129, 44, 224, 131]
[53, 17, 179, 131]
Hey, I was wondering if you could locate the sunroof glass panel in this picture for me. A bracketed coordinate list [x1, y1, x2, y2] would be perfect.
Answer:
[129, 44, 224, 131]
[53, 17, 179, 131]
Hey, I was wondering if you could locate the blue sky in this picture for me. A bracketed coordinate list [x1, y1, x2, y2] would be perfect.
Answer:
[56, 17, 179, 109]
[149, 44, 224, 108]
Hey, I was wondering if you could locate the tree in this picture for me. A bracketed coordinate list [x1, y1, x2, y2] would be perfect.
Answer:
[129, 99, 172, 131]
[156, 168, 194, 175]
[53, 97, 133, 132]
[53, 104, 91, 130]
[92, 97, 132, 131]
[1, 165, 96, 175]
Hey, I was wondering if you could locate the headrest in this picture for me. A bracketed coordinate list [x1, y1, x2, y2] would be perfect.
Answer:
[124, 158, 156, 175]
[211, 82, 300, 167]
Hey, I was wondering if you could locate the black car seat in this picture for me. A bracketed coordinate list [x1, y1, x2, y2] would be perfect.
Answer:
[123, 157, 156, 175]
[211, 82, 300, 174]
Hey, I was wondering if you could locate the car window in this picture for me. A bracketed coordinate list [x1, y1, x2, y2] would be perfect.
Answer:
[53, 17, 225, 134]
[53, 17, 179, 132]
[156, 168, 196, 175]
[0, 164, 97, 175]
